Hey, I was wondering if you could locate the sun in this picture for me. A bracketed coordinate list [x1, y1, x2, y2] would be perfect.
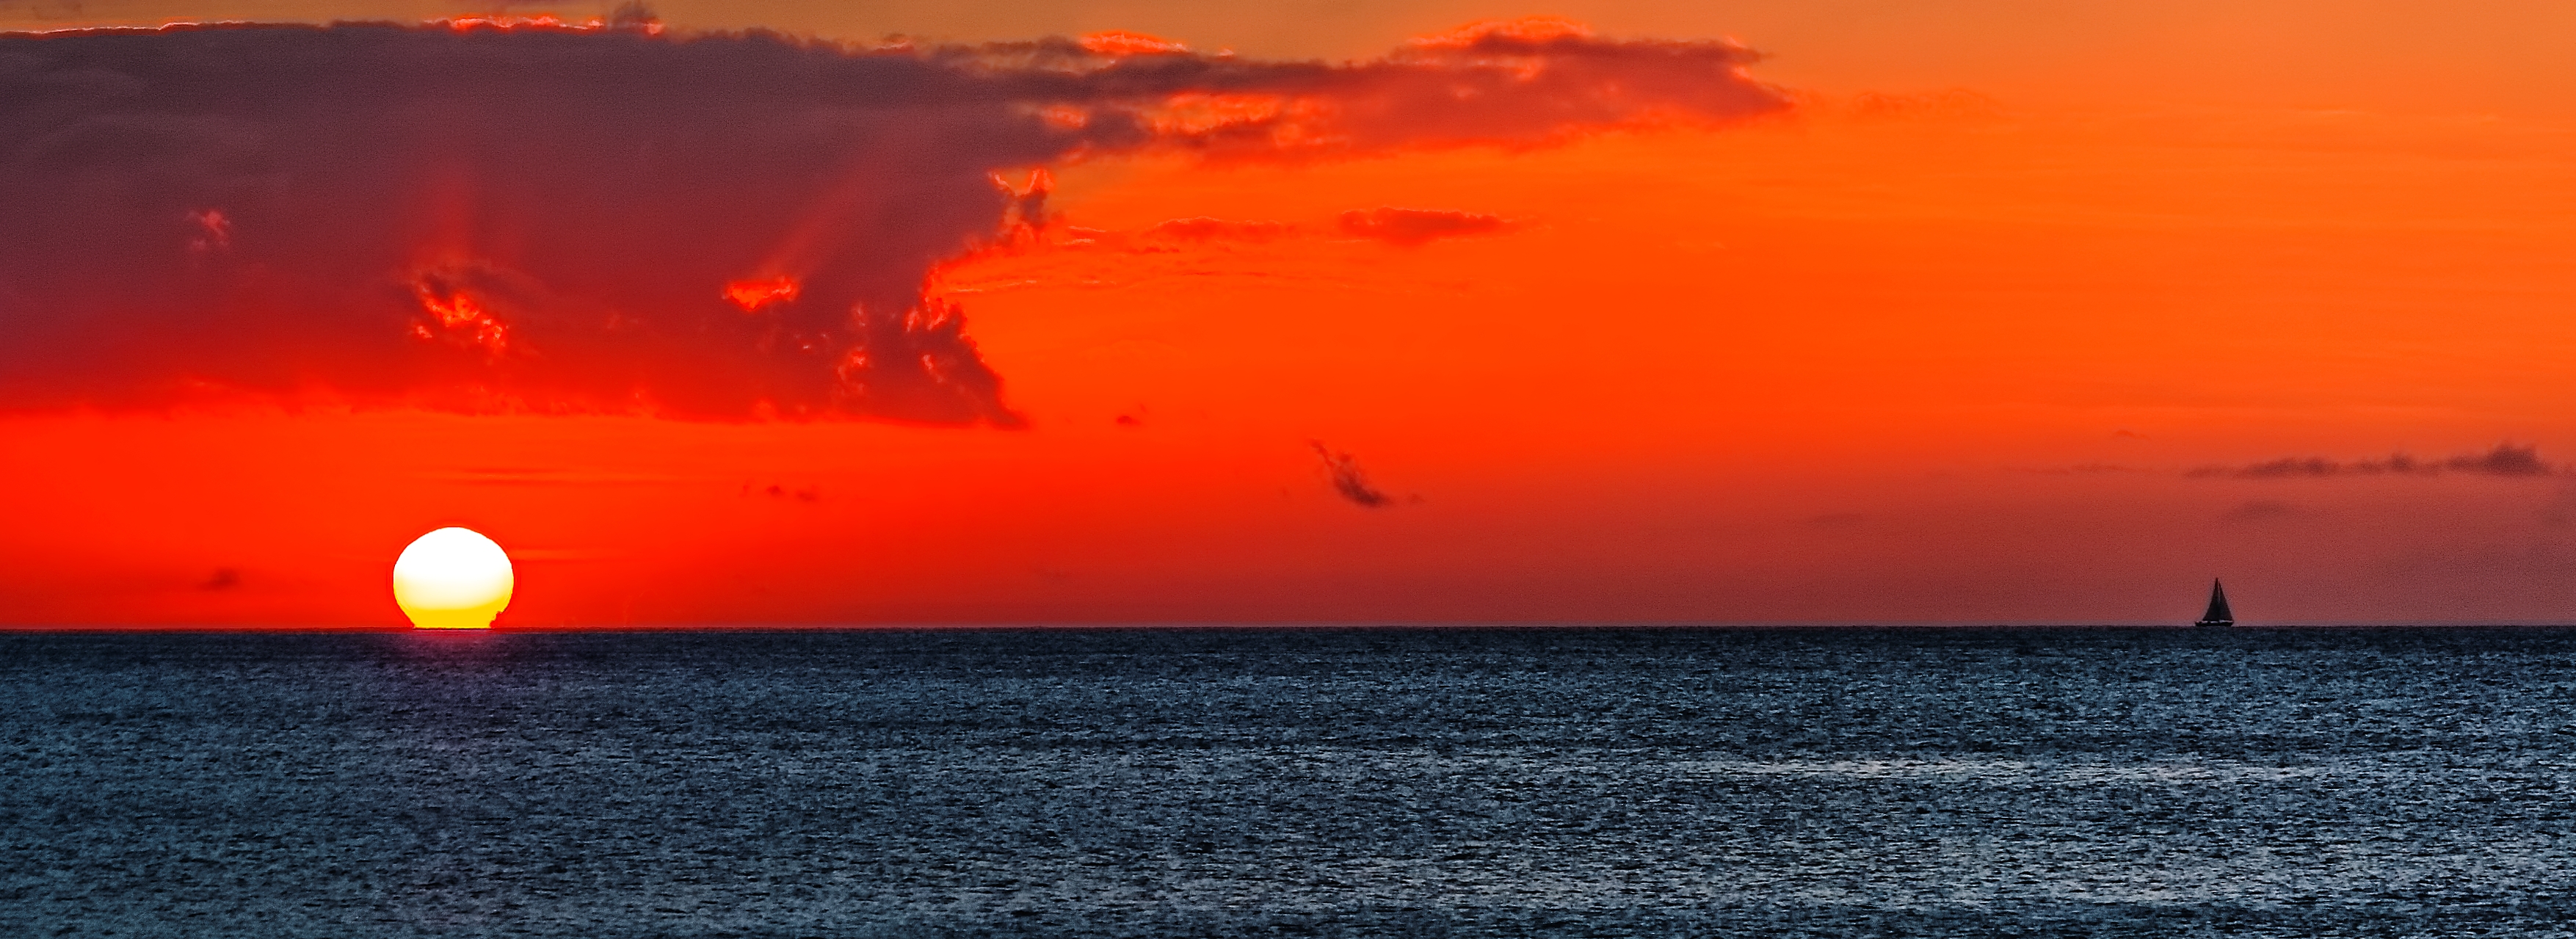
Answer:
[392, 527, 515, 629]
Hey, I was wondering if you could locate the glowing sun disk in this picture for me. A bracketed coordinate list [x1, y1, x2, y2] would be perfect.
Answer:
[393, 526, 514, 629]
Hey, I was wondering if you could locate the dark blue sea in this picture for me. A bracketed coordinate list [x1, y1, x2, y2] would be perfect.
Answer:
[4, 627, 2575, 937]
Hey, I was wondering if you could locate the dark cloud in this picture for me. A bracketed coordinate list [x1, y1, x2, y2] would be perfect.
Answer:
[200, 567, 239, 590]
[2451, 443, 2552, 476]
[0, 20, 1782, 423]
[2188, 443, 2558, 479]
[1012, 16, 1782, 159]
[1310, 441, 1393, 508]
[1337, 208, 1513, 246]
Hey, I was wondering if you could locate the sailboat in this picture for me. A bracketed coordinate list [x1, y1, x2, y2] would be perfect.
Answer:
[2195, 579, 2235, 628]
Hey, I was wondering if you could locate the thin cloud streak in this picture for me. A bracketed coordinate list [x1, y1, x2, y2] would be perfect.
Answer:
[1310, 441, 1394, 508]
[1139, 217, 1296, 244]
[1337, 208, 1514, 245]
[2187, 443, 2557, 479]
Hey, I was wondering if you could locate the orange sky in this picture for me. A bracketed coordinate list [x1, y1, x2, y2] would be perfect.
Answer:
[4, 1, 2574, 625]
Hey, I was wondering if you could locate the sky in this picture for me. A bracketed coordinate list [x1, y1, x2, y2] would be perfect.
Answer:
[2, 1, 2572, 626]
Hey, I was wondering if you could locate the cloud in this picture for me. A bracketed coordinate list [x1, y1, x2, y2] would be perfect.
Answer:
[0, 20, 1782, 423]
[2187, 443, 2558, 479]
[2450, 443, 2552, 476]
[1310, 441, 1393, 508]
[1056, 16, 1782, 159]
[1086, 210, 1501, 253]
[1337, 208, 1513, 246]
[1138, 217, 1294, 244]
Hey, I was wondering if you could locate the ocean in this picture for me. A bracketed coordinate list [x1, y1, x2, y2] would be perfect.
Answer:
[3, 627, 2572, 937]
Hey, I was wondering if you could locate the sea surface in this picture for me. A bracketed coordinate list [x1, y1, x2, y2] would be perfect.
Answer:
[4, 627, 2575, 937]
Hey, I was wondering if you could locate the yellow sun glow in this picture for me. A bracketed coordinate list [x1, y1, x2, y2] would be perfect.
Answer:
[392, 527, 514, 629]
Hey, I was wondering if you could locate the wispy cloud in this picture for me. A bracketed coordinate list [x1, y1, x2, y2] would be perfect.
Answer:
[1310, 441, 1395, 508]
[1138, 217, 1296, 245]
[1337, 208, 1514, 246]
[2187, 443, 2556, 479]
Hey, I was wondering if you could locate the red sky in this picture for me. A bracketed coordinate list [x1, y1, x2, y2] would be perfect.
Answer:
[4, 1, 2573, 626]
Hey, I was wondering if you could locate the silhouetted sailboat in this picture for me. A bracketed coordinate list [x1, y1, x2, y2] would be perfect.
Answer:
[2195, 579, 2235, 628]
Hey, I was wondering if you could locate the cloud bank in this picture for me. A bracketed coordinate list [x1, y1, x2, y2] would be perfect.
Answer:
[0, 18, 1783, 423]
[2188, 444, 2558, 479]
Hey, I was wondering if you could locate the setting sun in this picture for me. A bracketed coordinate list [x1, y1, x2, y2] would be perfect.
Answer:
[391, 526, 514, 629]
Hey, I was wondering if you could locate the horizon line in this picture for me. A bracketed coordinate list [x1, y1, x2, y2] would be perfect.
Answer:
[7, 621, 2576, 632]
